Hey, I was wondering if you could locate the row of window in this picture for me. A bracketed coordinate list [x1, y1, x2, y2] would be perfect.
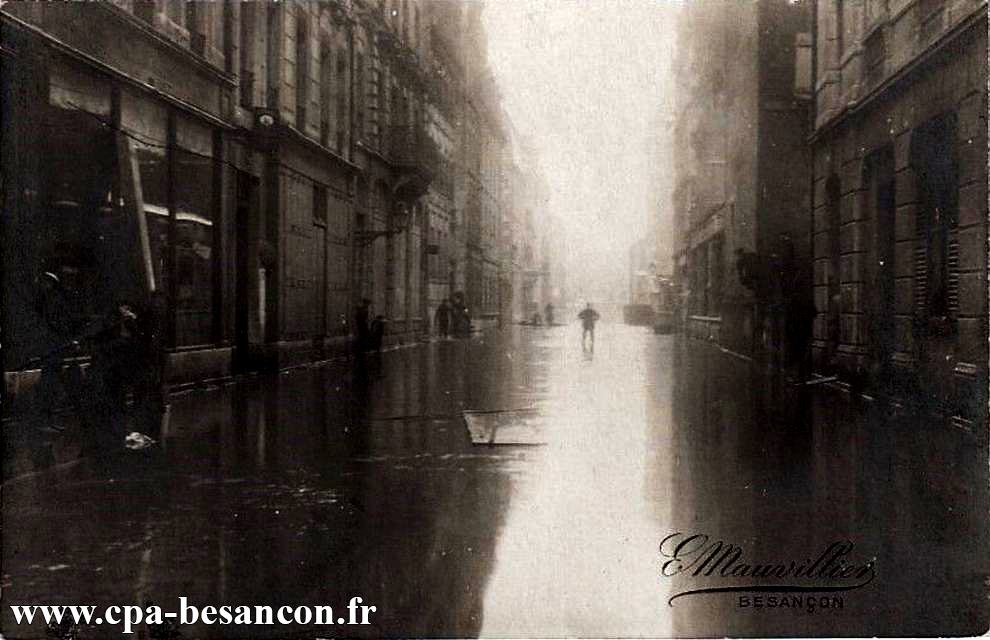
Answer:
[830, 0, 950, 69]
[821, 112, 960, 359]
[131, 2, 434, 158]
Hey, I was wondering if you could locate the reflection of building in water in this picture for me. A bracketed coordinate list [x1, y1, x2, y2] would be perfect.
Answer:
[667, 340, 988, 637]
[2, 337, 519, 636]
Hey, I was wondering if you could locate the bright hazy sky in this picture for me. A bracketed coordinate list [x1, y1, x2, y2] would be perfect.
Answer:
[483, 1, 680, 304]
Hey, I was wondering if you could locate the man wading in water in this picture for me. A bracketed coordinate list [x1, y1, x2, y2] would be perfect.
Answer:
[578, 303, 600, 352]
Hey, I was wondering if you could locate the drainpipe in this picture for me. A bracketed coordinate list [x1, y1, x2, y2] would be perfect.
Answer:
[348, 8, 359, 315]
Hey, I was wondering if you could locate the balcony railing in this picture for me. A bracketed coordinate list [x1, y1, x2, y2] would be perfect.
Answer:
[386, 124, 442, 199]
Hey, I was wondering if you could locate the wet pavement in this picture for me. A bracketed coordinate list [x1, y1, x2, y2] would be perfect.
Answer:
[2, 324, 987, 638]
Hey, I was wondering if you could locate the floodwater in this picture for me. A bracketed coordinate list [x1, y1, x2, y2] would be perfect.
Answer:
[2, 323, 986, 638]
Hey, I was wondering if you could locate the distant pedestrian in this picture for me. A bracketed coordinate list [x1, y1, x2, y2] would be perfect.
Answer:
[578, 303, 600, 351]
[435, 299, 451, 338]
[451, 293, 471, 337]
[544, 303, 555, 325]
[456, 306, 472, 337]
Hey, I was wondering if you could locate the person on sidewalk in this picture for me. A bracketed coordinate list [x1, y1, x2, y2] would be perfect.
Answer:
[544, 303, 555, 325]
[369, 315, 387, 352]
[354, 298, 372, 353]
[435, 299, 451, 338]
[578, 303, 600, 352]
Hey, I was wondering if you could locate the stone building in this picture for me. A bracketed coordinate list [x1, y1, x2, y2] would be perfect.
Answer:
[670, 0, 813, 356]
[1, 0, 525, 406]
[2, 1, 250, 389]
[809, 0, 987, 423]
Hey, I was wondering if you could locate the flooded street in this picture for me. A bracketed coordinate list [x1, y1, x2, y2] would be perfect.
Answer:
[3, 322, 986, 638]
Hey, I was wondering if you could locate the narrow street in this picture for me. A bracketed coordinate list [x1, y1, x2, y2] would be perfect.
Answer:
[3, 322, 985, 638]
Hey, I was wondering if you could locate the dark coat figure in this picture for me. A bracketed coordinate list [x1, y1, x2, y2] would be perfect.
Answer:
[578, 303, 600, 351]
[369, 315, 386, 351]
[456, 306, 472, 337]
[354, 299, 371, 352]
[435, 299, 451, 337]
[451, 294, 471, 337]
[85, 297, 165, 454]
[544, 303, 555, 325]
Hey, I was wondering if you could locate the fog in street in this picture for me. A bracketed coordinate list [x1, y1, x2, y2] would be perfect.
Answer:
[484, 2, 680, 302]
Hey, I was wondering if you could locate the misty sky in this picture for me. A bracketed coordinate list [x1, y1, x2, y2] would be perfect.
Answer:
[483, 1, 680, 304]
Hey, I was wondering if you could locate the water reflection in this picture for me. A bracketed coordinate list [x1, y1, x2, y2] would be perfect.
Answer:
[3, 337, 520, 638]
[2, 326, 986, 638]
[667, 339, 988, 637]
[479, 323, 673, 637]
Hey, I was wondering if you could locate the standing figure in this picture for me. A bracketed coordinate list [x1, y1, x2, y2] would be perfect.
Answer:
[435, 299, 451, 338]
[544, 303, 555, 325]
[578, 303, 601, 352]
[457, 306, 472, 337]
[451, 293, 471, 338]
[369, 315, 387, 352]
[85, 302, 150, 456]
[354, 298, 371, 353]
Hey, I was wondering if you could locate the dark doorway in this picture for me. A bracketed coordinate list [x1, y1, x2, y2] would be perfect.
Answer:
[235, 171, 259, 372]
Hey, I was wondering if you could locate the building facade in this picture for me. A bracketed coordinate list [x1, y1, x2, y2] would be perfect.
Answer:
[810, 0, 988, 424]
[1, 0, 542, 409]
[670, 0, 812, 355]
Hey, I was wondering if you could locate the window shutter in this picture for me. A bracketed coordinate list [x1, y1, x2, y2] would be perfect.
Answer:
[946, 230, 959, 318]
[914, 206, 928, 320]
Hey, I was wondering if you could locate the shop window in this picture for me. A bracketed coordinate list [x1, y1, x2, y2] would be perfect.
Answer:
[174, 117, 216, 346]
[37, 105, 118, 334]
[122, 91, 169, 295]
[122, 93, 218, 348]
[132, 138, 169, 294]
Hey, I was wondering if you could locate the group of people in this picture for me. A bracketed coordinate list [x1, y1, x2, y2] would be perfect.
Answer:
[521, 301, 601, 351]
[433, 294, 472, 338]
[27, 268, 167, 462]
[354, 294, 473, 353]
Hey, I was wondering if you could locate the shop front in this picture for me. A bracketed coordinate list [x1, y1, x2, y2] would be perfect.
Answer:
[3, 37, 234, 406]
